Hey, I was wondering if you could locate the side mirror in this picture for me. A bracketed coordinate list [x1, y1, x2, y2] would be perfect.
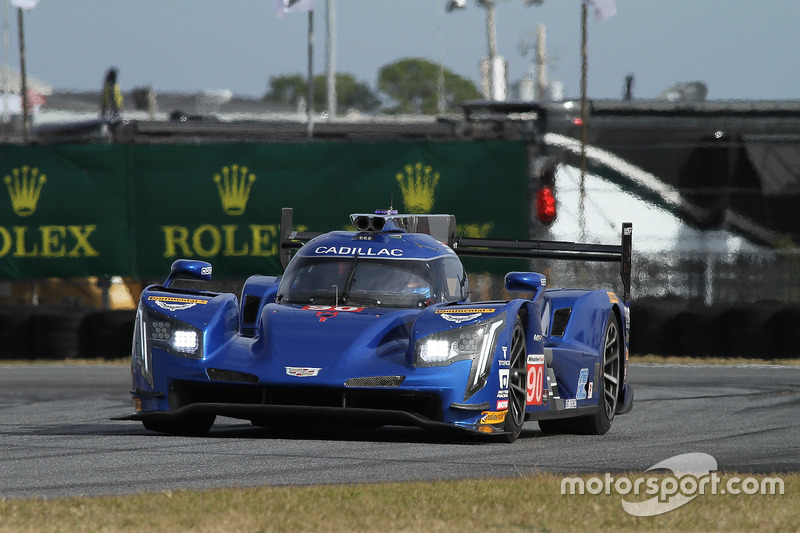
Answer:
[164, 259, 213, 288]
[505, 271, 546, 303]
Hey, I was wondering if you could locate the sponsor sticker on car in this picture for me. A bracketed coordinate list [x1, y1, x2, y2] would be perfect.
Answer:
[498, 346, 510, 367]
[435, 308, 496, 323]
[302, 305, 365, 312]
[526, 354, 545, 406]
[285, 367, 322, 377]
[576, 368, 589, 400]
[480, 410, 507, 424]
[148, 295, 209, 311]
[435, 308, 496, 314]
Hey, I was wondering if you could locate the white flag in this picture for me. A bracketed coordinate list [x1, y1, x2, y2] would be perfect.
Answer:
[273, 0, 314, 18]
[11, 0, 41, 10]
[584, 0, 616, 21]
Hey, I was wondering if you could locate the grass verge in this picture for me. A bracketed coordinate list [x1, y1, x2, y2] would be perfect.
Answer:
[0, 473, 795, 532]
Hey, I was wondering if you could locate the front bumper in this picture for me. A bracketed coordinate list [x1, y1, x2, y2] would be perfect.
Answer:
[128, 362, 513, 437]
[119, 401, 485, 437]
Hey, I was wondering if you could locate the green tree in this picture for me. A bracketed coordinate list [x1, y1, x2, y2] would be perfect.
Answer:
[377, 57, 481, 115]
[314, 73, 381, 113]
[265, 74, 306, 108]
[265, 73, 380, 113]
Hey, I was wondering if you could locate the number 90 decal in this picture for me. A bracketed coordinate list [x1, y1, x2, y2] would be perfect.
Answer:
[526, 354, 545, 405]
[301, 305, 365, 312]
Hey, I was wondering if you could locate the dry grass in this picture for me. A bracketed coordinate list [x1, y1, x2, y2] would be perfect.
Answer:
[0, 473, 795, 532]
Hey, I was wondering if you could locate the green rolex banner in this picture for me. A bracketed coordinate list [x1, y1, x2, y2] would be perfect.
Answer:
[131, 140, 528, 278]
[0, 140, 528, 280]
[0, 145, 131, 278]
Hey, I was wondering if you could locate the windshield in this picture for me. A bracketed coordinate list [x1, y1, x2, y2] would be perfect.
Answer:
[277, 255, 468, 309]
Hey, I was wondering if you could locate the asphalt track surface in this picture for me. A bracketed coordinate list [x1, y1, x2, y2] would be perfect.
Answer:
[1, 362, 798, 500]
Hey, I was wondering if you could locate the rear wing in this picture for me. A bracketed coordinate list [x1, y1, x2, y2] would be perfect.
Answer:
[279, 208, 632, 301]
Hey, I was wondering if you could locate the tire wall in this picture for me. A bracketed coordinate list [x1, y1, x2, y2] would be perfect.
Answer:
[630, 298, 800, 359]
[0, 307, 134, 360]
[1, 301, 798, 360]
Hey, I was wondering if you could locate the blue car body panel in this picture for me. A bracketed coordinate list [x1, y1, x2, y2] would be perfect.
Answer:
[125, 212, 633, 439]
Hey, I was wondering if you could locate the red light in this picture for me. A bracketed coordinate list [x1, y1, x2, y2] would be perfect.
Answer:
[536, 186, 556, 224]
[572, 117, 583, 126]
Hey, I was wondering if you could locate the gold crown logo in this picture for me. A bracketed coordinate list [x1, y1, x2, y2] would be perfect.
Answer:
[459, 223, 494, 239]
[4, 165, 46, 217]
[213, 164, 256, 216]
[395, 162, 439, 214]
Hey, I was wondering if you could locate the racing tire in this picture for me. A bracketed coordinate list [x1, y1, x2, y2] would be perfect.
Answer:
[539, 312, 621, 435]
[142, 414, 216, 436]
[0, 307, 34, 359]
[500, 318, 527, 443]
[79, 310, 136, 359]
[32, 310, 86, 359]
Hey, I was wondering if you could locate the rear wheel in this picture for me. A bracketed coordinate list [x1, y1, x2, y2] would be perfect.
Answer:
[500, 318, 527, 443]
[539, 312, 621, 435]
[586, 312, 621, 434]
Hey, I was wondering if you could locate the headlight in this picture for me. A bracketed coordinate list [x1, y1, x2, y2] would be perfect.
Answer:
[142, 309, 203, 359]
[415, 313, 505, 400]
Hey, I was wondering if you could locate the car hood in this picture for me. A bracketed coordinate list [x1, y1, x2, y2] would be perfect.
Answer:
[258, 304, 420, 372]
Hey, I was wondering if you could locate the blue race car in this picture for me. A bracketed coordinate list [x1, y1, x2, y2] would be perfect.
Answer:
[123, 208, 633, 441]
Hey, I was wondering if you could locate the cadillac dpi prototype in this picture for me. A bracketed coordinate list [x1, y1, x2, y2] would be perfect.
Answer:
[123, 208, 633, 441]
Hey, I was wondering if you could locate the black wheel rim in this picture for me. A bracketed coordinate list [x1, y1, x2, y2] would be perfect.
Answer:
[602, 319, 620, 419]
[508, 324, 527, 428]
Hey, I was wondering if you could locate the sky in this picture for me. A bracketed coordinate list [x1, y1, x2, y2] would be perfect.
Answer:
[3, 0, 799, 101]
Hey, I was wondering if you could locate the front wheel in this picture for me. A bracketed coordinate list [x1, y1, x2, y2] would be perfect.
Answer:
[500, 318, 527, 443]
